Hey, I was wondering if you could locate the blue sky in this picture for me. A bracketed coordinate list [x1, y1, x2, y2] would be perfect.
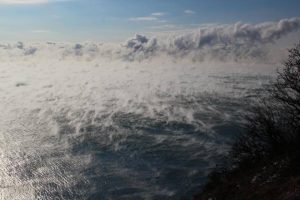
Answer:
[0, 0, 300, 42]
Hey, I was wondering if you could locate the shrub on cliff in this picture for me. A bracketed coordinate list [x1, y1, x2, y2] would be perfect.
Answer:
[231, 43, 300, 165]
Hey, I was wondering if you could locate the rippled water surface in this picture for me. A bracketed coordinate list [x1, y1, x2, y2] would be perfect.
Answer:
[0, 57, 274, 199]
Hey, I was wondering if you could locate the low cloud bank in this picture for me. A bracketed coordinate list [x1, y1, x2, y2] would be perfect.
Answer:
[123, 17, 300, 62]
[0, 17, 299, 63]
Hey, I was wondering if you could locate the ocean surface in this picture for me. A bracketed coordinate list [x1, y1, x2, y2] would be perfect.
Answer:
[0, 45, 275, 199]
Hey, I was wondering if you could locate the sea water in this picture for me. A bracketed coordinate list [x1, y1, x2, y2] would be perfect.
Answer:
[0, 44, 275, 199]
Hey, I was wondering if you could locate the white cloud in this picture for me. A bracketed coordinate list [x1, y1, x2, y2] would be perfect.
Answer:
[130, 12, 166, 22]
[0, 0, 68, 4]
[0, 17, 299, 63]
[124, 17, 300, 62]
[148, 24, 179, 30]
[158, 20, 168, 23]
[0, 0, 47, 4]
[129, 17, 158, 22]
[151, 12, 166, 17]
[184, 10, 196, 15]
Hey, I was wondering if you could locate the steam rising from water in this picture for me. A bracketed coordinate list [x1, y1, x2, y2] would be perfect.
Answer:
[0, 17, 297, 199]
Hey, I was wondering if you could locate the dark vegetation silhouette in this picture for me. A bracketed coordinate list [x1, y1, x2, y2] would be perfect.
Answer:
[195, 43, 300, 200]
[232, 42, 300, 164]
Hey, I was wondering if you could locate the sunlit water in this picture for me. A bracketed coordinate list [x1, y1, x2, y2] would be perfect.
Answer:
[0, 54, 275, 199]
